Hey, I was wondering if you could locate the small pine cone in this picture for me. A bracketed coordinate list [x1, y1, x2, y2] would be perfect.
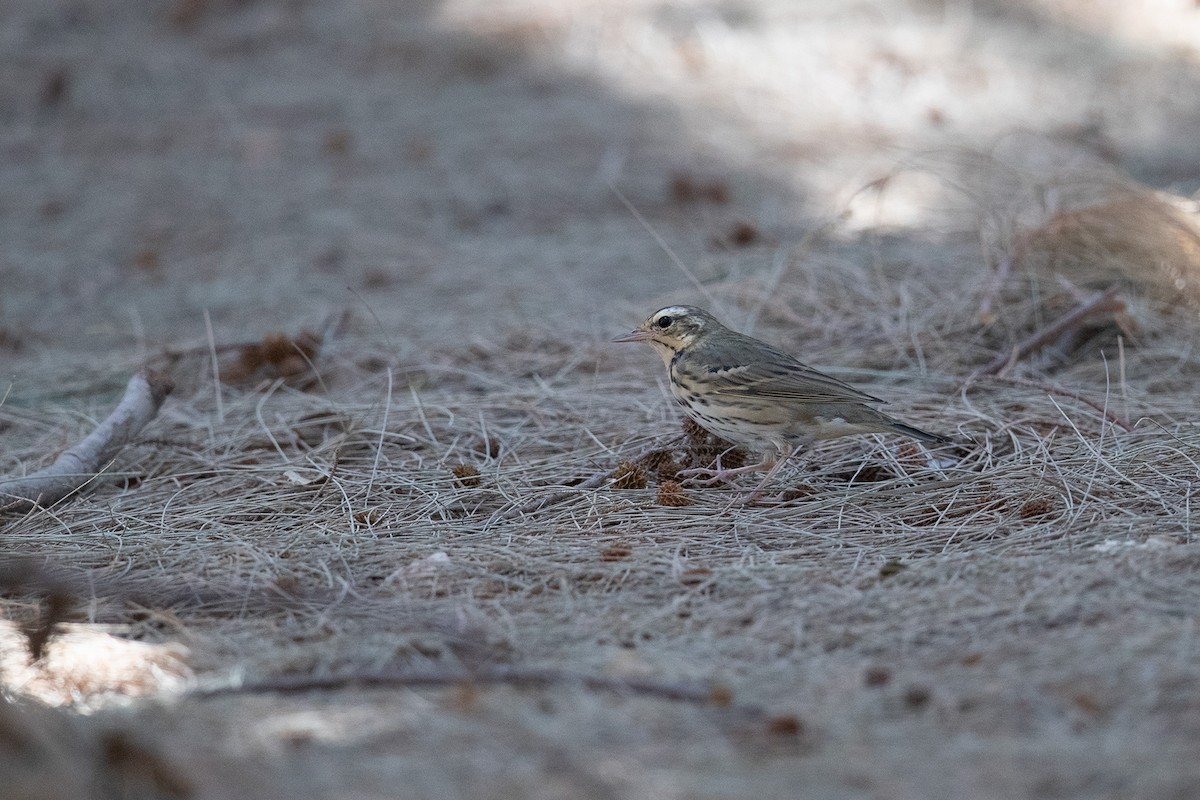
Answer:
[656, 461, 682, 482]
[684, 444, 720, 470]
[598, 541, 633, 561]
[719, 447, 747, 470]
[293, 329, 322, 359]
[275, 354, 309, 378]
[237, 343, 266, 373]
[637, 449, 681, 482]
[656, 480, 693, 507]
[778, 483, 816, 502]
[261, 332, 293, 364]
[684, 443, 748, 471]
[451, 463, 482, 487]
[681, 416, 710, 444]
[682, 417, 739, 451]
[610, 460, 648, 490]
[1019, 496, 1058, 519]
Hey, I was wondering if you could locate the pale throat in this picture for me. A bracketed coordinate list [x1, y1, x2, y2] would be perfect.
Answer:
[648, 339, 678, 367]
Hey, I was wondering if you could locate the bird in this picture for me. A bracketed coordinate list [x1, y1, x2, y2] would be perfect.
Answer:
[614, 305, 950, 492]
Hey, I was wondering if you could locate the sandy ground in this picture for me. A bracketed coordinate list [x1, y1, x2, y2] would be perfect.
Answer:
[4, 1, 1200, 798]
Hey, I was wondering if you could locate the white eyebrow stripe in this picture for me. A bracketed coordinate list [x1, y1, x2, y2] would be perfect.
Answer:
[656, 306, 691, 318]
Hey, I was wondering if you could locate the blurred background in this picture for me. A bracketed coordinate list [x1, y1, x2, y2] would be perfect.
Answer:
[1, 0, 1199, 364]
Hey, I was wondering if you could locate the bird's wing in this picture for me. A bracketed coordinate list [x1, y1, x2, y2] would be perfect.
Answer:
[701, 346, 884, 405]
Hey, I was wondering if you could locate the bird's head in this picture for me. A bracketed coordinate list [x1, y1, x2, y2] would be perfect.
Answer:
[613, 305, 716, 364]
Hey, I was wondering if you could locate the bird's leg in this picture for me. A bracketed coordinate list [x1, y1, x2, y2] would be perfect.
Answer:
[739, 443, 797, 505]
[677, 449, 773, 487]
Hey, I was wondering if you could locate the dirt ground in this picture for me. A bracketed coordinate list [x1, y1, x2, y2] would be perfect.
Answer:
[4, 1, 1200, 798]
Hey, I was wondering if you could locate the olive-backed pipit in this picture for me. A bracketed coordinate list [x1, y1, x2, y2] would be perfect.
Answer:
[615, 305, 949, 490]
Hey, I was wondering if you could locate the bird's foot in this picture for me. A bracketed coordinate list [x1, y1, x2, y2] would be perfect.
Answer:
[677, 462, 770, 488]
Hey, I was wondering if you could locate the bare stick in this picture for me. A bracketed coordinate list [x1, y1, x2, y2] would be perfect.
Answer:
[978, 287, 1126, 377]
[0, 370, 174, 513]
[195, 665, 755, 713]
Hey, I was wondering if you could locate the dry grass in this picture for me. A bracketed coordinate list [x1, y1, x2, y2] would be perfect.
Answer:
[5, 268, 1200, 795]
[1017, 191, 1200, 304]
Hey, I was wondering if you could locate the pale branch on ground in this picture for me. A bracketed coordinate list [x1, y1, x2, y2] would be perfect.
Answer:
[978, 286, 1126, 377]
[0, 369, 174, 513]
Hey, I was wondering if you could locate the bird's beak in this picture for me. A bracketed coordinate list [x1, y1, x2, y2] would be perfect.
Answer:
[612, 327, 651, 343]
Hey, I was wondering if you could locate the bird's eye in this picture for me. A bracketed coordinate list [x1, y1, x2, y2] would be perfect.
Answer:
[655, 315, 673, 329]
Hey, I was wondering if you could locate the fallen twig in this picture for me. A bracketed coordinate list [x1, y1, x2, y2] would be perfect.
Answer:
[978, 286, 1125, 377]
[195, 665, 756, 714]
[0, 369, 174, 513]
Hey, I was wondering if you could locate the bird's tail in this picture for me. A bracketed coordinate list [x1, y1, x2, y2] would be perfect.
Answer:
[888, 420, 952, 446]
